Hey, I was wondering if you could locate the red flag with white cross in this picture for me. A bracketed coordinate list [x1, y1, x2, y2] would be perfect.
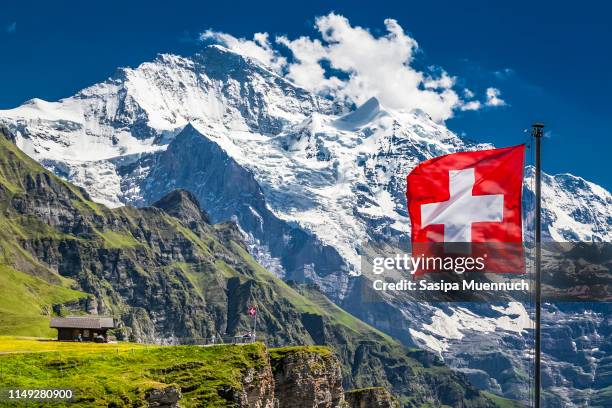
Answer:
[247, 306, 257, 316]
[406, 145, 525, 275]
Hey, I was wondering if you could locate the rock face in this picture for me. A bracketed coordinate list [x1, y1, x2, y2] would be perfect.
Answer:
[247, 347, 410, 408]
[152, 188, 210, 225]
[228, 359, 276, 408]
[270, 347, 345, 408]
[145, 385, 182, 408]
[346, 387, 400, 408]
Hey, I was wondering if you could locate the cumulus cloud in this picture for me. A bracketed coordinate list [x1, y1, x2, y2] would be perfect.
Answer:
[201, 13, 504, 122]
[460, 100, 482, 111]
[200, 30, 286, 71]
[278, 14, 464, 122]
[485, 87, 506, 106]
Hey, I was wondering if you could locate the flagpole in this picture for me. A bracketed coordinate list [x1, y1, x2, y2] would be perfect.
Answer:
[532, 122, 544, 408]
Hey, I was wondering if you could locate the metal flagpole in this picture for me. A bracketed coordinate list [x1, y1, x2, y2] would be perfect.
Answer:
[532, 122, 544, 408]
[253, 313, 257, 342]
[248, 305, 257, 342]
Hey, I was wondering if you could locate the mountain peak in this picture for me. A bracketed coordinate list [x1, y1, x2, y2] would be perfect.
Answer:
[152, 189, 210, 225]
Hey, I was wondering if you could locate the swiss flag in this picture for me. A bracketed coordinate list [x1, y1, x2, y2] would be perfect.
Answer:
[247, 306, 257, 316]
[406, 145, 525, 275]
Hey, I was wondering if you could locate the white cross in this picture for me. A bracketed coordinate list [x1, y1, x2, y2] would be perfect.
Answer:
[420, 168, 504, 242]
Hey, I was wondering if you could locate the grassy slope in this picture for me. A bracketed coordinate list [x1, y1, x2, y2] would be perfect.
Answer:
[230, 241, 394, 340]
[0, 135, 89, 335]
[268, 345, 333, 361]
[481, 392, 526, 408]
[0, 337, 270, 407]
[0, 265, 85, 337]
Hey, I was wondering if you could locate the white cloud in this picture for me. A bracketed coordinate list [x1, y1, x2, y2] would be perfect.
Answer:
[278, 14, 462, 122]
[200, 13, 506, 122]
[424, 71, 456, 90]
[200, 30, 286, 71]
[460, 100, 482, 111]
[485, 87, 506, 106]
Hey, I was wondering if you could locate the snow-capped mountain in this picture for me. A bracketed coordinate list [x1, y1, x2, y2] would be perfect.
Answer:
[2, 45, 609, 249]
[2, 46, 338, 207]
[1, 44, 610, 405]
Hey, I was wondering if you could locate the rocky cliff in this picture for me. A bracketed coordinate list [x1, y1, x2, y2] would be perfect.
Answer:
[270, 346, 345, 408]
[1, 339, 398, 408]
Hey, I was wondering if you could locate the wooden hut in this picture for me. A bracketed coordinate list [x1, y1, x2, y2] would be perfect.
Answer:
[50, 316, 115, 342]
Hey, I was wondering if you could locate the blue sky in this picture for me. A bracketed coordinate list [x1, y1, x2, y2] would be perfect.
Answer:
[1, 0, 610, 190]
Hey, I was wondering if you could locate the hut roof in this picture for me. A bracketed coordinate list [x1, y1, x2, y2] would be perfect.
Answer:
[50, 316, 114, 329]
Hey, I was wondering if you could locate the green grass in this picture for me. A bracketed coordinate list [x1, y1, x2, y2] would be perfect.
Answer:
[268, 346, 334, 377]
[482, 391, 526, 408]
[95, 229, 140, 249]
[0, 338, 270, 407]
[0, 336, 151, 354]
[268, 345, 332, 361]
[0, 266, 86, 337]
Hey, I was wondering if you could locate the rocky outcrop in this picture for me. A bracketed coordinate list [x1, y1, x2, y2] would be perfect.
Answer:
[145, 385, 182, 407]
[236, 346, 402, 408]
[145, 345, 391, 408]
[270, 347, 345, 408]
[152, 188, 210, 225]
[234, 362, 276, 408]
[346, 387, 400, 408]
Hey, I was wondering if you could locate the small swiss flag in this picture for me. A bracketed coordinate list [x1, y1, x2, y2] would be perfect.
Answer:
[247, 306, 257, 316]
[406, 145, 525, 275]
